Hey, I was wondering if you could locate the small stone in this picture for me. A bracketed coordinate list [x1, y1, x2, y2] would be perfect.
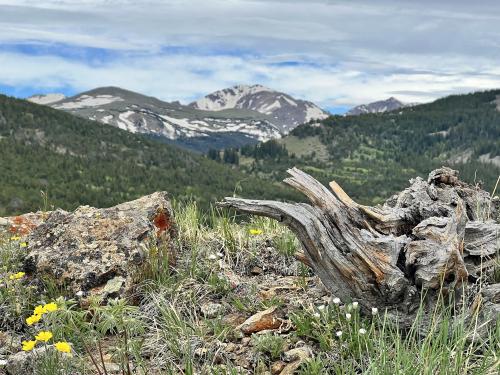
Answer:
[283, 346, 312, 362]
[250, 266, 263, 275]
[237, 306, 282, 335]
[200, 302, 225, 318]
[194, 347, 208, 357]
[271, 361, 286, 374]
[281, 346, 313, 375]
[104, 362, 122, 374]
[222, 313, 247, 328]
[102, 276, 126, 298]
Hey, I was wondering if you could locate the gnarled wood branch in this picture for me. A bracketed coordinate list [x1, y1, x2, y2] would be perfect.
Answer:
[219, 167, 499, 327]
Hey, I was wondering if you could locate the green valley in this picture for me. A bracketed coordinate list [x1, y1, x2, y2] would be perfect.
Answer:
[0, 95, 298, 216]
[226, 90, 500, 204]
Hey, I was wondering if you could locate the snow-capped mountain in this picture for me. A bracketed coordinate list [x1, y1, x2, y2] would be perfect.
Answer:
[346, 97, 412, 116]
[35, 87, 283, 152]
[190, 84, 329, 132]
[27, 93, 66, 105]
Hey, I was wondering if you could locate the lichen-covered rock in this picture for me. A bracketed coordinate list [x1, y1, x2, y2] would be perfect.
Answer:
[200, 302, 226, 318]
[23, 192, 176, 301]
[5, 347, 47, 375]
[0, 212, 47, 236]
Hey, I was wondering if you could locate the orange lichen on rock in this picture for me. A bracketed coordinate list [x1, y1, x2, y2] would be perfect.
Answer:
[153, 209, 171, 235]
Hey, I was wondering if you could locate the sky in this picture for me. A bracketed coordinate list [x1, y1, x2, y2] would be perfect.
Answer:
[1, 0, 500, 113]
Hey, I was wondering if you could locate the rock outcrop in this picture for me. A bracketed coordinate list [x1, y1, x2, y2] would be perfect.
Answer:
[23, 192, 176, 301]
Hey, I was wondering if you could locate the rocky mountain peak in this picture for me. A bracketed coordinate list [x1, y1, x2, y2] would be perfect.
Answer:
[346, 97, 409, 116]
[190, 84, 329, 131]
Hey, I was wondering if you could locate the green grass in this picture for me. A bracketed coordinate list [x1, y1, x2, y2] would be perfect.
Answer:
[0, 202, 499, 374]
[279, 135, 329, 161]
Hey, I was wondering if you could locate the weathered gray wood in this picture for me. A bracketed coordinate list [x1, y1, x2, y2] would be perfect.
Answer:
[219, 167, 499, 326]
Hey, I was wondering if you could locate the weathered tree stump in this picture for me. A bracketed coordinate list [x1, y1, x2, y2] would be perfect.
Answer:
[219, 167, 499, 328]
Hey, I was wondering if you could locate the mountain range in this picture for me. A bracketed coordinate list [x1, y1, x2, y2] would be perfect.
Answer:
[28, 85, 329, 152]
[2, 88, 499, 216]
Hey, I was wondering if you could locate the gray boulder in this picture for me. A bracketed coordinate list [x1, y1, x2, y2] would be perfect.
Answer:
[23, 192, 176, 301]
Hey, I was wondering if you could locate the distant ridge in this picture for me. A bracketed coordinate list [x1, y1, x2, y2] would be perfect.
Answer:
[346, 97, 414, 116]
[27, 85, 328, 152]
[29, 86, 282, 152]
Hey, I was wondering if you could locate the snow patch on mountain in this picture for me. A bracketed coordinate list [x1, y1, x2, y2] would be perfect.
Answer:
[117, 111, 138, 133]
[54, 94, 124, 110]
[27, 93, 66, 105]
[305, 104, 329, 122]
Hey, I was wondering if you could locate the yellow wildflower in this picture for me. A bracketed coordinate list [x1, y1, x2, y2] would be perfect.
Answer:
[35, 331, 53, 342]
[9, 272, 25, 280]
[33, 305, 46, 316]
[10, 236, 21, 241]
[20, 242, 28, 248]
[26, 314, 42, 326]
[54, 341, 72, 355]
[22, 340, 37, 351]
[43, 302, 58, 312]
[249, 229, 263, 235]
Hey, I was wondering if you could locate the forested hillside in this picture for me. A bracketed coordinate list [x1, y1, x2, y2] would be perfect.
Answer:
[0, 95, 298, 215]
[221, 90, 500, 204]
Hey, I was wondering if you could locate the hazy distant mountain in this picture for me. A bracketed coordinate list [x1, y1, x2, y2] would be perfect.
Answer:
[34, 87, 284, 152]
[190, 84, 329, 132]
[346, 97, 413, 116]
[27, 93, 66, 105]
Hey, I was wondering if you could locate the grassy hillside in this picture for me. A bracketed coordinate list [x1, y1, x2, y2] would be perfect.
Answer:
[1, 204, 498, 373]
[0, 94, 298, 216]
[232, 90, 500, 204]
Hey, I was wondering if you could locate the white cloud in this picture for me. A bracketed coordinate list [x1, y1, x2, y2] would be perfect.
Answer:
[1, 0, 500, 109]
